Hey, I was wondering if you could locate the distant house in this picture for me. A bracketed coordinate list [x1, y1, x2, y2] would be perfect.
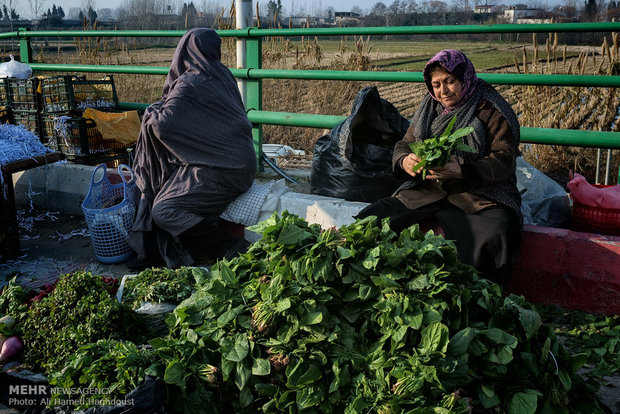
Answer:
[474, 4, 494, 13]
[503, 5, 545, 23]
[288, 16, 320, 27]
[335, 11, 360, 25]
[289, 16, 307, 26]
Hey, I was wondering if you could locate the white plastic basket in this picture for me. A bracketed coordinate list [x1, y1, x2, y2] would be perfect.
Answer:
[82, 163, 138, 263]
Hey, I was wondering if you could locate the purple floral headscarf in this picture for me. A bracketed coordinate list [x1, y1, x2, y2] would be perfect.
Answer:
[423, 49, 478, 112]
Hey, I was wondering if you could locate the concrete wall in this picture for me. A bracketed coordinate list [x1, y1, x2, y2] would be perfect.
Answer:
[11, 163, 369, 229]
[12, 163, 97, 215]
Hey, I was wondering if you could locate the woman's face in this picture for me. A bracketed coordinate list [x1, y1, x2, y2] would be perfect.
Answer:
[430, 67, 463, 108]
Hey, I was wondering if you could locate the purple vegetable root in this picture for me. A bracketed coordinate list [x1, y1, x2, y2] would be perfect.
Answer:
[0, 336, 23, 363]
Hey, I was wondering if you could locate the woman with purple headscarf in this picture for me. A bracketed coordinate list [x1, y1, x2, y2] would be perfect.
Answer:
[357, 49, 522, 283]
[128, 28, 256, 268]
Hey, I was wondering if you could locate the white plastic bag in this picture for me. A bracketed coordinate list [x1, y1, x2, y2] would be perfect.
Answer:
[0, 54, 32, 79]
[516, 157, 571, 227]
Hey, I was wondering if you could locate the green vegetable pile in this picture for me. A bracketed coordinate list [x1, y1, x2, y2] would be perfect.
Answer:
[538, 306, 620, 384]
[145, 212, 604, 413]
[18, 271, 145, 373]
[48, 339, 155, 409]
[121, 267, 201, 310]
[0, 277, 27, 326]
[408, 114, 476, 179]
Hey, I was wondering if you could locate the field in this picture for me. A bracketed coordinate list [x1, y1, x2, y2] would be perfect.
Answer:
[11, 34, 620, 184]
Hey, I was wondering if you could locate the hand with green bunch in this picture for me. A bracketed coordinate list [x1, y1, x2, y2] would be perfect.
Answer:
[405, 114, 477, 180]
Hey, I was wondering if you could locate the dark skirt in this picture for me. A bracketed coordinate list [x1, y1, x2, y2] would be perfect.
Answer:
[355, 197, 521, 283]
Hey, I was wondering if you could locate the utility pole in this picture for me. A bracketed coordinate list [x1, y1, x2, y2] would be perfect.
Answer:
[236, 0, 252, 107]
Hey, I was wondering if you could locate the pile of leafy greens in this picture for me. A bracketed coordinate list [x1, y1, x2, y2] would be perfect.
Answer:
[121, 267, 200, 310]
[408, 114, 476, 179]
[18, 271, 145, 374]
[536, 306, 619, 384]
[1, 213, 611, 413]
[144, 212, 604, 414]
[48, 339, 155, 409]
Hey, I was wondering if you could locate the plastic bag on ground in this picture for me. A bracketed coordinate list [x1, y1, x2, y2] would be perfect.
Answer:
[567, 172, 620, 208]
[71, 376, 166, 414]
[310, 86, 410, 203]
[516, 156, 571, 227]
[0, 55, 32, 79]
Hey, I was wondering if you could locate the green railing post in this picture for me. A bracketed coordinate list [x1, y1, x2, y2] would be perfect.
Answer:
[18, 28, 32, 64]
[245, 32, 263, 172]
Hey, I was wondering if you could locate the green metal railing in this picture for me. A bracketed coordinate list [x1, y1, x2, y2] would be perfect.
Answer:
[11, 22, 620, 180]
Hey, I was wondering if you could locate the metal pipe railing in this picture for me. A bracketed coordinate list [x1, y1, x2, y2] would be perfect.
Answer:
[118, 103, 620, 150]
[243, 110, 620, 149]
[16, 22, 620, 39]
[27, 63, 620, 88]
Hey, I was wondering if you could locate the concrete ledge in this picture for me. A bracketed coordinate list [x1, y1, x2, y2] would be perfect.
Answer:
[279, 192, 369, 228]
[509, 225, 620, 315]
[13, 163, 95, 215]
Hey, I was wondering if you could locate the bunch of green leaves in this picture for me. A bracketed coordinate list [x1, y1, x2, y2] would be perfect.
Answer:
[121, 267, 203, 310]
[538, 306, 619, 383]
[142, 211, 605, 414]
[20, 271, 145, 374]
[0, 276, 28, 320]
[408, 114, 476, 179]
[48, 339, 155, 409]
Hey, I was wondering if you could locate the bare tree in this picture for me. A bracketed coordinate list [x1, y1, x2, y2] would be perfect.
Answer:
[402, 0, 418, 13]
[351, 6, 364, 15]
[388, 0, 402, 15]
[28, 0, 45, 22]
[324, 6, 334, 18]
[1, 0, 19, 18]
[369, 1, 388, 16]
[453, 0, 471, 12]
[82, 0, 97, 16]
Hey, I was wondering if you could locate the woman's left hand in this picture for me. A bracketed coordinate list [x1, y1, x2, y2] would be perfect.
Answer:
[427, 156, 463, 181]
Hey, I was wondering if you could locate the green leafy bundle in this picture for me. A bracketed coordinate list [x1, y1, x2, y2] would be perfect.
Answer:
[20, 271, 144, 373]
[542, 308, 619, 383]
[121, 267, 201, 310]
[146, 212, 604, 414]
[48, 339, 155, 409]
[0, 277, 27, 334]
[408, 114, 476, 179]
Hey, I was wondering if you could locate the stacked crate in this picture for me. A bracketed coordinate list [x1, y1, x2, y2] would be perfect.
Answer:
[0, 77, 42, 139]
[40, 75, 134, 168]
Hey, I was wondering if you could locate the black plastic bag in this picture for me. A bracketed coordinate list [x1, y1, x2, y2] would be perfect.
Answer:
[310, 86, 410, 202]
[77, 377, 166, 414]
[37, 376, 166, 414]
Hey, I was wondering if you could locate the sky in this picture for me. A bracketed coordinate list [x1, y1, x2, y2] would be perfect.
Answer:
[18, 0, 565, 20]
[20, 0, 381, 18]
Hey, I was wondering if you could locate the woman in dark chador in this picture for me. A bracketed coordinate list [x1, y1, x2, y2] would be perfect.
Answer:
[129, 28, 256, 268]
[357, 49, 522, 283]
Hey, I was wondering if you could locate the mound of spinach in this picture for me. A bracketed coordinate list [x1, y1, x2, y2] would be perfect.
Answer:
[146, 212, 604, 414]
[48, 339, 155, 409]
